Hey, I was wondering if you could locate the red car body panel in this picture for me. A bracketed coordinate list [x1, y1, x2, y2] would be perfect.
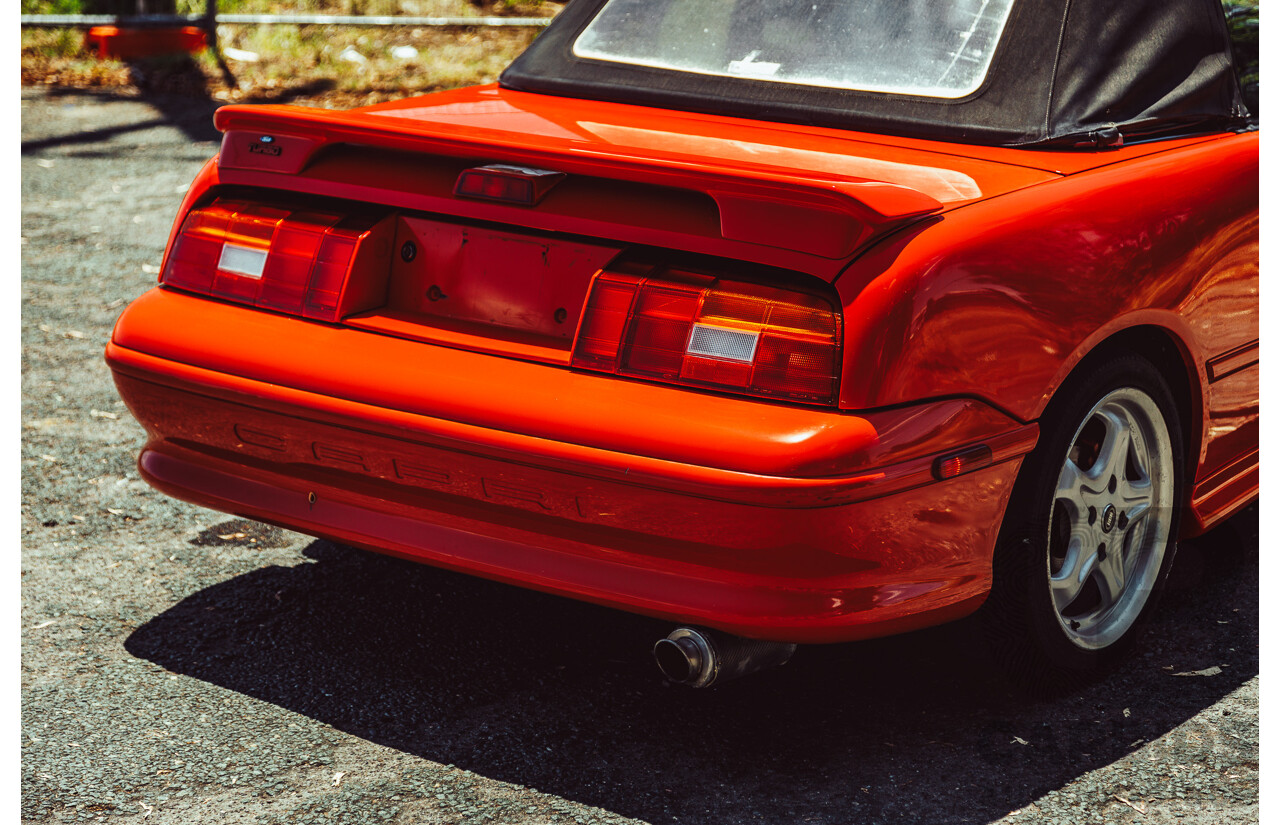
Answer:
[108, 80, 1257, 642]
[833, 131, 1259, 532]
[108, 329, 1030, 643]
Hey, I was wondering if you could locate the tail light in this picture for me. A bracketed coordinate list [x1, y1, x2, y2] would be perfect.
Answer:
[161, 197, 393, 322]
[572, 266, 842, 405]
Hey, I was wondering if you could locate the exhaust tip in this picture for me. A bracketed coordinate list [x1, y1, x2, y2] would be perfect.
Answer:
[654, 627, 797, 688]
[653, 628, 715, 687]
[653, 637, 697, 684]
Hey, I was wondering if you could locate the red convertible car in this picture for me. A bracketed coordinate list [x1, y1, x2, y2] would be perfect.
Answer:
[107, 0, 1258, 689]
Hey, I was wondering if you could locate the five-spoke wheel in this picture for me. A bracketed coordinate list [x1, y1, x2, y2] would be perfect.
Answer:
[1047, 387, 1174, 650]
[985, 354, 1183, 690]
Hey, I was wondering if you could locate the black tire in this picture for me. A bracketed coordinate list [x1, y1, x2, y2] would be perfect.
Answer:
[983, 354, 1185, 693]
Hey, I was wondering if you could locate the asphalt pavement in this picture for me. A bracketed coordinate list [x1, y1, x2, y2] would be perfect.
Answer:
[20, 85, 1261, 825]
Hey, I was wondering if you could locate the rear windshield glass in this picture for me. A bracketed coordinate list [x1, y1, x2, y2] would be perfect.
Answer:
[573, 0, 1018, 99]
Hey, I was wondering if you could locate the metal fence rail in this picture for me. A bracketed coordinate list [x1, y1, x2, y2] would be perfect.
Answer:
[21, 13, 552, 27]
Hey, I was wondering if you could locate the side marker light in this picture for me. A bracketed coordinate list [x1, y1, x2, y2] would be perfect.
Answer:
[933, 445, 994, 480]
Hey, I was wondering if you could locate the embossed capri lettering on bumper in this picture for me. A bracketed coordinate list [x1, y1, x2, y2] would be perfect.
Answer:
[106, 288, 1037, 643]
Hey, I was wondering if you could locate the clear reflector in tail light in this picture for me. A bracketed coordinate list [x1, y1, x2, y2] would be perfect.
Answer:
[216, 243, 268, 279]
[161, 198, 392, 322]
[687, 324, 759, 362]
[571, 266, 841, 405]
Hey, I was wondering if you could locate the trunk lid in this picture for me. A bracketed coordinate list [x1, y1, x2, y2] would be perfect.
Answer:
[213, 85, 1062, 277]
[204, 86, 1064, 368]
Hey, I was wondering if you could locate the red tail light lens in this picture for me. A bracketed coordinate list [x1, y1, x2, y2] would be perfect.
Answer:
[161, 198, 392, 322]
[571, 267, 841, 405]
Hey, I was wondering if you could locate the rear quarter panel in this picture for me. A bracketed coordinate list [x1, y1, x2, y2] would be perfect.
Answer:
[836, 131, 1258, 515]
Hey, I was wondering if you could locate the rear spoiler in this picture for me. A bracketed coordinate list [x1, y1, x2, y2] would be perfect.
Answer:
[213, 104, 944, 260]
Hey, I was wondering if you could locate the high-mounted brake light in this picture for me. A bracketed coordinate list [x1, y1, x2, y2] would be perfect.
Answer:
[454, 164, 565, 206]
[572, 266, 842, 405]
[161, 198, 393, 322]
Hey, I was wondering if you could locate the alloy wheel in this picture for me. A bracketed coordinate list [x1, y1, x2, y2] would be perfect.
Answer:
[1046, 387, 1175, 650]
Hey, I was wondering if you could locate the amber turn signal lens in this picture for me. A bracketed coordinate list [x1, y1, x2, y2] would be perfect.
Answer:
[933, 445, 994, 480]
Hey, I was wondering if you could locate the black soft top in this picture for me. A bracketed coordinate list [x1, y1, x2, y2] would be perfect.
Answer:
[500, 0, 1249, 148]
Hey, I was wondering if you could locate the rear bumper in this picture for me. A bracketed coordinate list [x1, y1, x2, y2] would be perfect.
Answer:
[107, 288, 1036, 642]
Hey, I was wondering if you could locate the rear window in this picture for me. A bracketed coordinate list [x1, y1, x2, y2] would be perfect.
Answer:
[572, 0, 1018, 99]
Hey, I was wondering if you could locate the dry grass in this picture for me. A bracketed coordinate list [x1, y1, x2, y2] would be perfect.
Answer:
[22, 29, 134, 89]
[21, 1, 560, 108]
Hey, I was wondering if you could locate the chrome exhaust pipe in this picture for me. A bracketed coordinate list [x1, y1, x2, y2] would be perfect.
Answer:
[653, 627, 797, 688]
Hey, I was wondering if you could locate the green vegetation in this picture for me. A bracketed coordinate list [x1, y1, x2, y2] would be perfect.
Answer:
[22, 0, 90, 13]
[22, 1, 558, 105]
[214, 21, 542, 98]
[1222, 0, 1259, 114]
[23, 0, 552, 15]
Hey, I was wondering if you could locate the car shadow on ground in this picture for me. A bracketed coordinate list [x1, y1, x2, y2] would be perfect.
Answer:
[125, 506, 1257, 824]
[21, 69, 335, 155]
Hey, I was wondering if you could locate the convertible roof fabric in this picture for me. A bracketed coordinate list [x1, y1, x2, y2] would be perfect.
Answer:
[500, 0, 1249, 147]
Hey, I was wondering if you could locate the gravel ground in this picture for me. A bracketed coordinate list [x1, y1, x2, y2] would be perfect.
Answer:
[21, 85, 1260, 825]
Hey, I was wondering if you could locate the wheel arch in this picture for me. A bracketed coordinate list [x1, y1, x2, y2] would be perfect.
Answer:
[983, 340, 1192, 689]
[1045, 323, 1203, 502]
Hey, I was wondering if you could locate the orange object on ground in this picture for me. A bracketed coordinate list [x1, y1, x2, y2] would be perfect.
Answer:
[84, 26, 206, 61]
